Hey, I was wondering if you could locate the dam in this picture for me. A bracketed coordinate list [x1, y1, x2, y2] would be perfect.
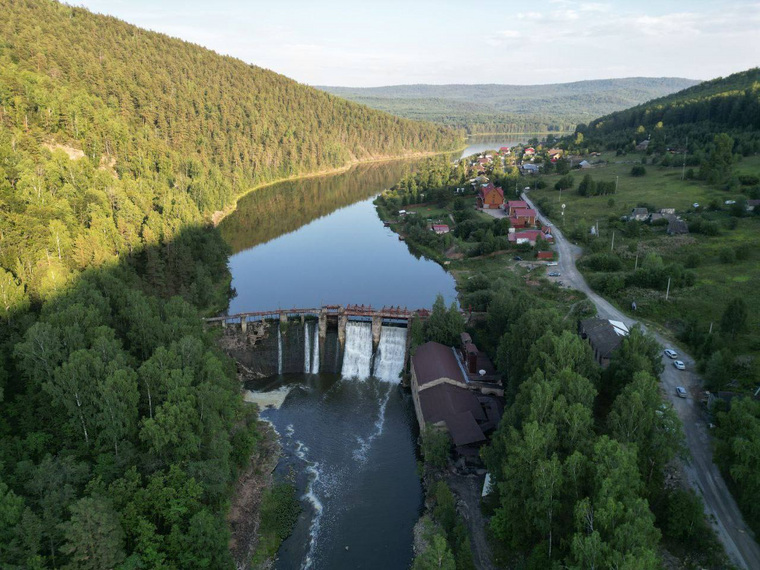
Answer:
[206, 305, 427, 382]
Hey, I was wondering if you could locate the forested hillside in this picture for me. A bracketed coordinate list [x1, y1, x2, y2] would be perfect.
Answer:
[0, 1, 460, 567]
[579, 68, 760, 152]
[318, 78, 699, 133]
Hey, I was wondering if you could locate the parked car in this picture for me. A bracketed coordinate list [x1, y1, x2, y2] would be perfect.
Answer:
[513, 256, 522, 261]
[674, 360, 686, 370]
[676, 386, 687, 398]
[664, 349, 678, 359]
[546, 261, 559, 266]
[548, 272, 561, 277]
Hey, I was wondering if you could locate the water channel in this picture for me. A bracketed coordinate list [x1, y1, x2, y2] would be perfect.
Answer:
[219, 140, 521, 569]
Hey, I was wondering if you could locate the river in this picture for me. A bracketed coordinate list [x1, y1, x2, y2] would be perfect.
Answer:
[219, 144, 522, 569]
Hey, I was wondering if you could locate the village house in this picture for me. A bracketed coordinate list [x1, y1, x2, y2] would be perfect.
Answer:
[499, 146, 511, 155]
[578, 318, 630, 367]
[630, 207, 649, 221]
[432, 224, 450, 235]
[578, 160, 592, 169]
[547, 148, 563, 160]
[636, 139, 650, 151]
[536, 250, 554, 260]
[410, 340, 503, 459]
[521, 163, 539, 175]
[505, 200, 528, 216]
[477, 183, 504, 209]
[508, 228, 552, 246]
[523, 147, 536, 156]
[510, 207, 538, 228]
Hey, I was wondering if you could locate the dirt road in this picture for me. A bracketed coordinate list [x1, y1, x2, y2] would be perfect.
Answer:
[523, 193, 760, 570]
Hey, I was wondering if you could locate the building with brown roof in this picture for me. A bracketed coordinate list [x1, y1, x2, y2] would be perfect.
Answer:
[411, 341, 503, 457]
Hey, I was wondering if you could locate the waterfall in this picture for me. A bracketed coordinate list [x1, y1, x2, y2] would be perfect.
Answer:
[341, 322, 373, 380]
[372, 326, 408, 383]
[311, 323, 320, 374]
[277, 324, 283, 375]
[304, 321, 312, 374]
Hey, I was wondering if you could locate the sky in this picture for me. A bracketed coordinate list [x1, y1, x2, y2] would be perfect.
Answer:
[75, 0, 760, 87]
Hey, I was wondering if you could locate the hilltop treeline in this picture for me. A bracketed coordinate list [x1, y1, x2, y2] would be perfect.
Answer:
[577, 68, 760, 155]
[0, 0, 460, 567]
[0, 0, 459, 306]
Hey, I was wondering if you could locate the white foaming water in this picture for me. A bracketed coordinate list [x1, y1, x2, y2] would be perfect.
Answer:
[277, 325, 283, 375]
[294, 438, 324, 570]
[352, 383, 394, 463]
[371, 325, 407, 383]
[341, 322, 373, 380]
[304, 322, 311, 374]
[311, 323, 320, 374]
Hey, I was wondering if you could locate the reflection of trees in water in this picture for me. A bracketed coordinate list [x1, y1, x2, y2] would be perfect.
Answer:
[220, 161, 422, 253]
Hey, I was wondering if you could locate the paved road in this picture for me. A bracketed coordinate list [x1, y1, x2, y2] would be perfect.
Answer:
[523, 193, 760, 570]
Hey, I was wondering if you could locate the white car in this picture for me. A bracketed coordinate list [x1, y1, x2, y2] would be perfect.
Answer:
[676, 386, 687, 398]
[546, 262, 559, 266]
[673, 360, 686, 370]
[664, 349, 677, 359]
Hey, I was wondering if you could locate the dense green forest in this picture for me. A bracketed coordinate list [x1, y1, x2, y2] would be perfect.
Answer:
[0, 1, 461, 567]
[318, 78, 699, 134]
[577, 68, 760, 154]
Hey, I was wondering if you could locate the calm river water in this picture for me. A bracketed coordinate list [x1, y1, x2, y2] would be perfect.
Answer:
[219, 143, 521, 569]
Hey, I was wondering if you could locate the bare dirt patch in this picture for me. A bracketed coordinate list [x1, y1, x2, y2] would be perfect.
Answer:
[43, 141, 85, 160]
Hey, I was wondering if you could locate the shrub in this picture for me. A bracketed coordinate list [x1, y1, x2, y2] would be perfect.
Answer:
[421, 425, 451, 469]
[719, 247, 736, 264]
[582, 253, 623, 271]
[631, 165, 647, 177]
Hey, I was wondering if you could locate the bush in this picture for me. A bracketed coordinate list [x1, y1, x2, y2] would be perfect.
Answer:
[719, 247, 736, 264]
[554, 174, 575, 190]
[582, 253, 623, 272]
[421, 425, 451, 469]
[631, 165, 647, 177]
[588, 272, 626, 295]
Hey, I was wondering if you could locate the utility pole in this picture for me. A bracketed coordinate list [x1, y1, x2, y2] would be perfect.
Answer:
[709, 321, 713, 334]
[635, 253, 639, 270]
[681, 135, 688, 181]
[615, 175, 619, 194]
[610, 230, 615, 252]
[665, 277, 671, 300]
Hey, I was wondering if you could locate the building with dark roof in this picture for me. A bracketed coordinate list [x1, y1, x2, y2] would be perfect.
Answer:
[578, 318, 630, 367]
[667, 219, 689, 235]
[411, 341, 503, 457]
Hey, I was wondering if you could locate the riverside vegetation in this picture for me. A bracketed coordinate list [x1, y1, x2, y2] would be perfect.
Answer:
[0, 1, 461, 568]
[379, 159, 727, 567]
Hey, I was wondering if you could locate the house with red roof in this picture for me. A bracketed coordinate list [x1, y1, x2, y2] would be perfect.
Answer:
[510, 207, 538, 228]
[506, 200, 528, 216]
[477, 183, 504, 209]
[523, 147, 536, 156]
[432, 224, 450, 235]
[499, 146, 511, 155]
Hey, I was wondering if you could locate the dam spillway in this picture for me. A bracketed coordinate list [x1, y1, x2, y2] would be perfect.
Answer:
[214, 312, 410, 382]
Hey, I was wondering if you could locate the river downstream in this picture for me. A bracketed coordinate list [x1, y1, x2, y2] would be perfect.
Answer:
[219, 159, 457, 569]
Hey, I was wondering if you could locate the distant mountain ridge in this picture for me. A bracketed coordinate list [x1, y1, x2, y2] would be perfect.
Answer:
[318, 78, 700, 133]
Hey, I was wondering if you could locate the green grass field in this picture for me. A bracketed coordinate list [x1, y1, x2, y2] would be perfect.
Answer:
[530, 152, 760, 383]
[530, 153, 760, 228]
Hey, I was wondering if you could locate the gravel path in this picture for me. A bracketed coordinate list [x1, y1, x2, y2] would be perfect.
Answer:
[523, 192, 760, 570]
